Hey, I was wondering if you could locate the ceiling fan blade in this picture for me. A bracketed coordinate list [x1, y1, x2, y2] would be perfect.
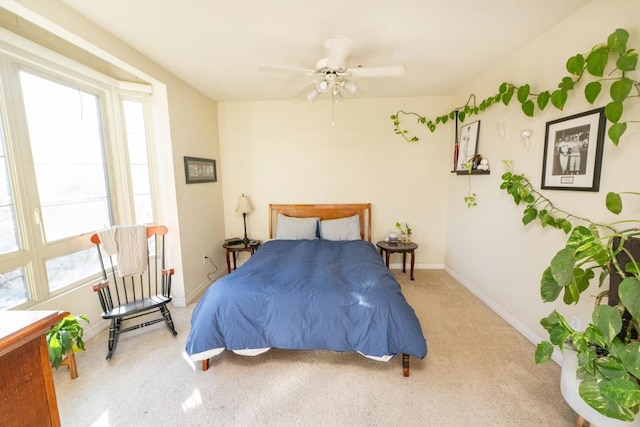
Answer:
[347, 65, 406, 78]
[259, 65, 317, 75]
[324, 36, 352, 70]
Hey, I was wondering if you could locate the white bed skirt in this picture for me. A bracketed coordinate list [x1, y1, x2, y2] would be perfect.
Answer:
[190, 348, 393, 363]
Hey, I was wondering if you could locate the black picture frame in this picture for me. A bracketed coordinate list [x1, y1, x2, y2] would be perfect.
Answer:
[456, 120, 480, 171]
[541, 108, 605, 191]
[184, 156, 216, 184]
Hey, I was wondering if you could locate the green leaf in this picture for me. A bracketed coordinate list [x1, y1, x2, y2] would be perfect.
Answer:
[563, 280, 581, 305]
[541, 267, 563, 302]
[585, 81, 602, 104]
[537, 91, 550, 110]
[502, 85, 514, 106]
[535, 341, 554, 364]
[608, 28, 629, 54]
[458, 111, 466, 122]
[550, 248, 576, 287]
[517, 84, 530, 103]
[566, 54, 585, 76]
[610, 77, 633, 103]
[617, 49, 638, 72]
[595, 356, 628, 380]
[573, 267, 594, 294]
[499, 82, 508, 94]
[549, 324, 571, 346]
[579, 379, 637, 422]
[619, 276, 640, 321]
[606, 192, 623, 215]
[522, 206, 537, 225]
[600, 378, 640, 410]
[586, 45, 609, 77]
[593, 305, 622, 345]
[521, 100, 535, 117]
[559, 76, 575, 91]
[626, 261, 640, 275]
[550, 89, 568, 110]
[556, 218, 573, 234]
[618, 341, 640, 379]
[605, 101, 624, 123]
[608, 122, 627, 146]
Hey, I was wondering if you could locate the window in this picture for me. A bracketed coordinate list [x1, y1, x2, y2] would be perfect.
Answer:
[0, 36, 156, 309]
[20, 71, 112, 242]
[123, 99, 153, 224]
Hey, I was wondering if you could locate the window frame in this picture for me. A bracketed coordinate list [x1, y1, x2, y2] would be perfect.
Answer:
[0, 28, 157, 309]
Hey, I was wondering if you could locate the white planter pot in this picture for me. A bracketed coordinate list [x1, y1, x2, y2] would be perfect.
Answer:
[561, 348, 640, 427]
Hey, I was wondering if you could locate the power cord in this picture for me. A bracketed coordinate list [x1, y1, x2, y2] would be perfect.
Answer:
[204, 256, 219, 281]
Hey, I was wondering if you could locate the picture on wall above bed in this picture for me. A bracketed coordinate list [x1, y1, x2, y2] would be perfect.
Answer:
[541, 108, 605, 192]
[184, 156, 217, 184]
[456, 120, 480, 171]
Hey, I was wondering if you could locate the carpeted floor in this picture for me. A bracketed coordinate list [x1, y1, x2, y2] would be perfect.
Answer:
[53, 269, 577, 426]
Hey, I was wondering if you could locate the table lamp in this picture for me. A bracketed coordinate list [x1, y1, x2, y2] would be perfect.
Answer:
[236, 193, 253, 245]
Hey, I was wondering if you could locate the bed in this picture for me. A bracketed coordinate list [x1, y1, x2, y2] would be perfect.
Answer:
[185, 203, 427, 376]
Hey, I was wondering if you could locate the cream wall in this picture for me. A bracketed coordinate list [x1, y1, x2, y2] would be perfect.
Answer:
[10, 0, 640, 359]
[7, 0, 227, 337]
[218, 97, 451, 267]
[444, 0, 640, 355]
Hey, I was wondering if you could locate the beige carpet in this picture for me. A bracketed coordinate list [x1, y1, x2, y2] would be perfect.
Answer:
[53, 269, 577, 426]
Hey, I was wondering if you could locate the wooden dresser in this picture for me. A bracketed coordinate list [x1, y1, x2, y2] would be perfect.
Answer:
[0, 310, 68, 427]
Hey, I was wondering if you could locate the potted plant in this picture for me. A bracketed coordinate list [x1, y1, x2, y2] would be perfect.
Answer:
[501, 172, 640, 423]
[47, 314, 89, 378]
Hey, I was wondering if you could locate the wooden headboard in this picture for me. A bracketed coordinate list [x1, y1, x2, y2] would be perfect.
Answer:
[269, 204, 372, 242]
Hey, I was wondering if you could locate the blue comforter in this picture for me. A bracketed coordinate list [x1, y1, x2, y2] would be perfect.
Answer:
[185, 239, 427, 360]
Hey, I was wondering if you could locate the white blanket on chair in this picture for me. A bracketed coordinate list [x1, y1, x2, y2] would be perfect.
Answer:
[97, 225, 148, 277]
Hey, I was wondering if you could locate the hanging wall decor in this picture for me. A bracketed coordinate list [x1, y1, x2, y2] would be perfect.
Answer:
[541, 108, 605, 191]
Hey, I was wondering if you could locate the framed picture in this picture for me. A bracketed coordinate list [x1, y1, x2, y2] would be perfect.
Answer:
[456, 120, 480, 171]
[184, 156, 216, 184]
[541, 108, 605, 191]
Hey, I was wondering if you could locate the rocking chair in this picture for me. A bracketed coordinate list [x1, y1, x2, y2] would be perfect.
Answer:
[91, 225, 177, 359]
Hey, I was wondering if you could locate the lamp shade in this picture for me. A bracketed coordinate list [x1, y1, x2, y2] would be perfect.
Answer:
[236, 194, 253, 214]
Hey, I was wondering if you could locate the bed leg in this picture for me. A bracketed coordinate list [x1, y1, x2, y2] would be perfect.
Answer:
[201, 359, 210, 371]
[402, 353, 410, 377]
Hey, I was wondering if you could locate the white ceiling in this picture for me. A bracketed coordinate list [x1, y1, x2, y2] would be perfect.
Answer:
[59, 0, 591, 102]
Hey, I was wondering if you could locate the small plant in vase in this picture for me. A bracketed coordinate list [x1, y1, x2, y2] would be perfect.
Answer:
[395, 222, 412, 243]
[47, 314, 89, 378]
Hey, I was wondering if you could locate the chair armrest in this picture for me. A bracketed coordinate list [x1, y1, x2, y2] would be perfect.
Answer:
[92, 279, 109, 292]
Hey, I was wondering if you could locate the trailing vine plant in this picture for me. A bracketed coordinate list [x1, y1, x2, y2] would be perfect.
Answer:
[500, 172, 640, 422]
[390, 28, 639, 146]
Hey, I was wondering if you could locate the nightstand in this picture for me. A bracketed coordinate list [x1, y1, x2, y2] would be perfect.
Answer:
[223, 240, 261, 273]
[376, 240, 418, 280]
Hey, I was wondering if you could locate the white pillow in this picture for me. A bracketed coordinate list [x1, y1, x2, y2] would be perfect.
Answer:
[320, 215, 361, 241]
[275, 214, 319, 240]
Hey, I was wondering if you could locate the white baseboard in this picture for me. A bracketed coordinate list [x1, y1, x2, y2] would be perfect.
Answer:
[444, 265, 562, 366]
[181, 269, 227, 306]
[388, 262, 444, 270]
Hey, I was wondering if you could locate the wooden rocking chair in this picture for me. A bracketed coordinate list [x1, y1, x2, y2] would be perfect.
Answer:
[91, 225, 177, 359]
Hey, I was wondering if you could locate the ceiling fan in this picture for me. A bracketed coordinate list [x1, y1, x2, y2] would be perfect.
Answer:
[261, 36, 406, 104]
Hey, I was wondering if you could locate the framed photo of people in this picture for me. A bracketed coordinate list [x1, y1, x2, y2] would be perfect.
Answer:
[541, 108, 606, 191]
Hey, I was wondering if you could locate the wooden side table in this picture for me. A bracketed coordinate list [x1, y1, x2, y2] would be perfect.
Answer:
[376, 241, 418, 280]
[223, 240, 261, 273]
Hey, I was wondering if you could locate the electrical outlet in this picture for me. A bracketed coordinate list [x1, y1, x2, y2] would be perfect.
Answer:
[202, 255, 207, 264]
[571, 315, 582, 331]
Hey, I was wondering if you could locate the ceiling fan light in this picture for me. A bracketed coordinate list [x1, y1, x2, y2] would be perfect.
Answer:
[317, 79, 329, 92]
[342, 81, 357, 94]
[307, 89, 320, 102]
